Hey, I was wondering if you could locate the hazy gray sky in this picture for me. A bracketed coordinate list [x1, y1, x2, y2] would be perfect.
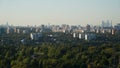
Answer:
[0, 0, 120, 26]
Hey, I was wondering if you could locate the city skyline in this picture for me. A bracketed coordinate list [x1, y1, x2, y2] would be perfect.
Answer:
[0, 0, 120, 26]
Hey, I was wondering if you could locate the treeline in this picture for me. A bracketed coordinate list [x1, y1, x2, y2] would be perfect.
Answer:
[0, 43, 120, 68]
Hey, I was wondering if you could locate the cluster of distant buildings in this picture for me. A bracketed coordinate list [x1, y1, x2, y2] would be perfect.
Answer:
[0, 20, 120, 41]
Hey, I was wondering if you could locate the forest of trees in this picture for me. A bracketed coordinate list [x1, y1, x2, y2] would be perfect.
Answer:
[0, 42, 120, 68]
[0, 32, 120, 68]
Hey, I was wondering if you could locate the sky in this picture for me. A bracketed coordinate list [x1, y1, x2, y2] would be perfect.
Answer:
[0, 0, 120, 26]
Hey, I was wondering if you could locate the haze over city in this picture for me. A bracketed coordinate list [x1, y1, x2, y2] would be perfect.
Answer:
[0, 0, 120, 26]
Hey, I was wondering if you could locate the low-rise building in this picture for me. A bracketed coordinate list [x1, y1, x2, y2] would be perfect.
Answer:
[85, 34, 96, 40]
[79, 33, 85, 39]
[30, 33, 42, 40]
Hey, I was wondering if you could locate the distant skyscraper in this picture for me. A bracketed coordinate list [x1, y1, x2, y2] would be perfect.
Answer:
[101, 20, 112, 29]
[101, 20, 105, 28]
